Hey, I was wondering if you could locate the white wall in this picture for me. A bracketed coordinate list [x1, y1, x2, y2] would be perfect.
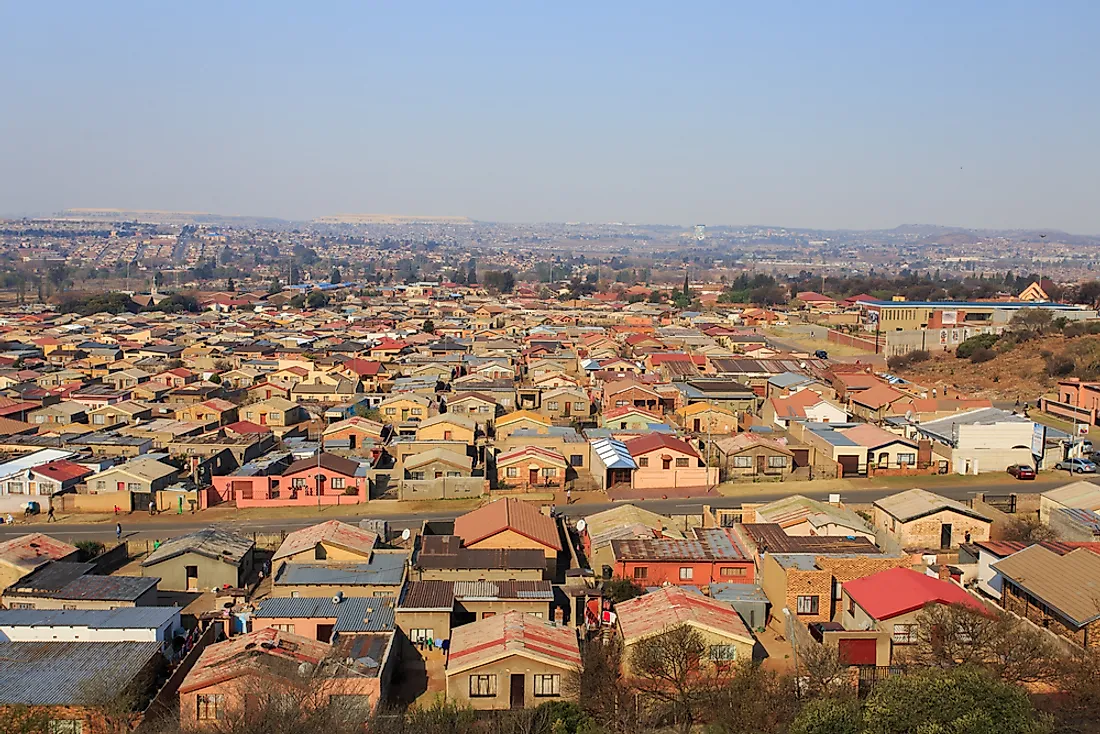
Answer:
[0, 614, 180, 644]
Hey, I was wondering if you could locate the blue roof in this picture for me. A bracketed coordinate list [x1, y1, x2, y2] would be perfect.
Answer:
[275, 553, 407, 588]
[0, 607, 180, 630]
[590, 437, 637, 470]
[804, 424, 860, 448]
[708, 583, 770, 604]
[253, 596, 396, 632]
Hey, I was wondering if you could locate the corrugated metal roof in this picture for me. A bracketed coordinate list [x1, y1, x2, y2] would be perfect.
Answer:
[993, 546, 1100, 627]
[0, 607, 179, 630]
[141, 527, 254, 568]
[275, 552, 407, 587]
[254, 596, 395, 632]
[590, 437, 637, 470]
[6, 562, 159, 602]
[0, 641, 163, 705]
[873, 488, 991, 523]
[414, 535, 546, 571]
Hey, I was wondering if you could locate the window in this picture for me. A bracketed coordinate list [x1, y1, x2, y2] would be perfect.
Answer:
[733, 456, 752, 468]
[196, 694, 225, 721]
[897, 453, 916, 466]
[675, 457, 689, 468]
[542, 467, 558, 478]
[615, 400, 628, 408]
[271, 623, 295, 633]
[409, 471, 425, 480]
[679, 567, 694, 580]
[331, 477, 346, 489]
[7, 482, 23, 493]
[547, 401, 559, 411]
[469, 674, 497, 697]
[245, 411, 254, 420]
[796, 595, 819, 615]
[385, 407, 396, 415]
[9, 602, 35, 610]
[92, 414, 105, 425]
[96, 480, 106, 490]
[574, 402, 586, 412]
[570, 454, 583, 467]
[409, 628, 434, 642]
[638, 457, 649, 467]
[411, 408, 423, 416]
[506, 466, 518, 478]
[767, 456, 788, 468]
[292, 477, 306, 488]
[534, 674, 561, 697]
[633, 566, 648, 580]
[48, 722, 83, 734]
[127, 482, 141, 491]
[709, 645, 738, 662]
[720, 566, 745, 577]
[662, 458, 672, 470]
[892, 624, 917, 644]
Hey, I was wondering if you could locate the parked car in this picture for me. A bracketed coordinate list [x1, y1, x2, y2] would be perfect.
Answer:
[1056, 458, 1097, 474]
[1007, 464, 1036, 480]
[814, 350, 829, 359]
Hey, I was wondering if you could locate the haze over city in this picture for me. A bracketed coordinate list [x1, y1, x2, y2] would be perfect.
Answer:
[2, 2, 1099, 231]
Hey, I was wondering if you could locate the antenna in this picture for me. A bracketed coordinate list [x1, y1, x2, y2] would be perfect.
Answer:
[400, 528, 411, 542]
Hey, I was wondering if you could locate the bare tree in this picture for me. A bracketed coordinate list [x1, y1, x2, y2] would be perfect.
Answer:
[797, 641, 851, 698]
[568, 636, 638, 734]
[708, 660, 801, 734]
[1001, 515, 1059, 543]
[629, 624, 728, 734]
[898, 603, 1059, 684]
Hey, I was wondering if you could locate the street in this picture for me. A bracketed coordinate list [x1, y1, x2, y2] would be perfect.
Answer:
[3, 474, 1090, 543]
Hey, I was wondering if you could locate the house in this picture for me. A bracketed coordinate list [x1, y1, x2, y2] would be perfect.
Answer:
[600, 405, 664, 431]
[3, 562, 160, 609]
[396, 579, 554, 645]
[580, 505, 685, 572]
[795, 291, 838, 312]
[763, 390, 849, 428]
[676, 402, 738, 434]
[747, 494, 874, 540]
[251, 595, 396, 643]
[873, 488, 992, 550]
[240, 396, 307, 428]
[495, 409, 552, 438]
[0, 640, 164, 733]
[842, 424, 921, 472]
[616, 586, 756, 673]
[589, 437, 637, 490]
[495, 446, 568, 492]
[0, 533, 79, 591]
[415, 413, 477, 443]
[87, 399, 153, 427]
[403, 447, 474, 480]
[322, 416, 385, 451]
[378, 394, 433, 424]
[28, 401, 87, 426]
[291, 377, 362, 404]
[176, 398, 239, 426]
[446, 610, 579, 710]
[271, 551, 408, 598]
[179, 628, 389, 727]
[271, 520, 379, 565]
[86, 458, 179, 495]
[140, 528, 255, 592]
[0, 606, 182, 645]
[913, 408, 1034, 475]
[411, 534, 547, 582]
[610, 526, 754, 586]
[992, 545, 1100, 648]
[626, 433, 718, 490]
[446, 392, 500, 425]
[28, 459, 94, 496]
[848, 383, 908, 423]
[840, 567, 985, 662]
[712, 433, 797, 480]
[674, 379, 758, 414]
[538, 387, 592, 422]
[453, 497, 562, 559]
[1040, 481, 1100, 524]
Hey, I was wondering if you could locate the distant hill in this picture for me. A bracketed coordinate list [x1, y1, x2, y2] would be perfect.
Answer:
[312, 214, 474, 225]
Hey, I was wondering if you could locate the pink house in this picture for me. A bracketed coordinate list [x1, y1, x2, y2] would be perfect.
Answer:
[208, 452, 369, 509]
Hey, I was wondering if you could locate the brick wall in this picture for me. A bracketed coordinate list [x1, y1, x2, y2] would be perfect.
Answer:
[1001, 581, 1099, 649]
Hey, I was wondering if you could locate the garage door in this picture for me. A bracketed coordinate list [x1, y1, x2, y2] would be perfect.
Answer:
[838, 455, 860, 477]
[838, 638, 877, 666]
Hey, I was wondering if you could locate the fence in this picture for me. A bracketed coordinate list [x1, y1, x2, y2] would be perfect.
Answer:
[89, 542, 131, 574]
[857, 666, 906, 697]
[1039, 397, 1097, 426]
[138, 625, 217, 732]
[827, 329, 884, 353]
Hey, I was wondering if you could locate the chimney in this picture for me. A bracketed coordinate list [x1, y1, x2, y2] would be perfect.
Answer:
[937, 565, 951, 582]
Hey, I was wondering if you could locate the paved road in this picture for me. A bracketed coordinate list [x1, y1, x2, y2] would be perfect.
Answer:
[2, 475, 1090, 543]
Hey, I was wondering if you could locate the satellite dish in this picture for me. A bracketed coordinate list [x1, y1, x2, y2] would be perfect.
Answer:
[576, 519, 587, 533]
[905, 411, 914, 421]
[401, 528, 411, 542]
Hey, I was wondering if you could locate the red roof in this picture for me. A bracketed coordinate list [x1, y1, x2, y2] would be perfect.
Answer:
[340, 358, 384, 377]
[224, 420, 272, 435]
[447, 610, 580, 671]
[616, 586, 753, 643]
[454, 498, 562, 552]
[32, 459, 93, 483]
[625, 433, 700, 459]
[843, 567, 985, 621]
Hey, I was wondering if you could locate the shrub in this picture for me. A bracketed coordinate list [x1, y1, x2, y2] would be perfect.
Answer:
[956, 333, 1000, 359]
[75, 540, 105, 561]
[970, 347, 997, 364]
[887, 350, 931, 371]
[1045, 354, 1076, 377]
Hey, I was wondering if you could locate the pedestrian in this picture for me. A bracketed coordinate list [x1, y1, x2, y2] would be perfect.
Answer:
[116, 522, 122, 541]
[965, 531, 971, 543]
[566, 487, 572, 505]
[4, 513, 12, 526]
[932, 388, 937, 398]
[114, 505, 119, 516]
[47, 506, 55, 522]
[263, 560, 270, 577]
[153, 539, 161, 551]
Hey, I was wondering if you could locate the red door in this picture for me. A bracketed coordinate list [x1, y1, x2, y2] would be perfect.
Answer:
[530, 469, 539, 486]
[117, 482, 125, 492]
[838, 638, 877, 665]
[259, 414, 267, 426]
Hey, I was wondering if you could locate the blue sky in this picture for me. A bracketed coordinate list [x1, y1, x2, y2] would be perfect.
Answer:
[2, 2, 1098, 231]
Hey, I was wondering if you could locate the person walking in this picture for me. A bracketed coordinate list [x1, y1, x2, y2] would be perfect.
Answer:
[116, 522, 122, 541]
[47, 506, 55, 522]
[566, 487, 572, 505]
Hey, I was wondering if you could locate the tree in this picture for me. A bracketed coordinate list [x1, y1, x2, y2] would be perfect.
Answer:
[306, 290, 330, 309]
[630, 624, 727, 734]
[0, 706, 51, 734]
[797, 641, 851, 698]
[570, 637, 637, 734]
[422, 319, 435, 334]
[483, 270, 515, 294]
[601, 577, 644, 604]
[788, 697, 861, 734]
[956, 333, 1000, 359]
[898, 603, 1058, 685]
[1001, 514, 1059, 542]
[1012, 308, 1055, 335]
[707, 661, 800, 734]
[862, 667, 1051, 734]
[153, 271, 164, 289]
[330, 267, 342, 284]
[227, 277, 236, 292]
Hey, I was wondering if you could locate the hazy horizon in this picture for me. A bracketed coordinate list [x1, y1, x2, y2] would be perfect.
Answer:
[2, 2, 1098, 232]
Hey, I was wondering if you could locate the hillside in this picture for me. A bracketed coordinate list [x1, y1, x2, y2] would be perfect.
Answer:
[893, 333, 1100, 402]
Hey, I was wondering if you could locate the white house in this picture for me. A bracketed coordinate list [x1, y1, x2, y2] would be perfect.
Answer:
[913, 408, 1033, 474]
[0, 607, 182, 646]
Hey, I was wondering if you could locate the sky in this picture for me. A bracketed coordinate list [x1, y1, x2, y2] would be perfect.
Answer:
[2, 2, 1099, 232]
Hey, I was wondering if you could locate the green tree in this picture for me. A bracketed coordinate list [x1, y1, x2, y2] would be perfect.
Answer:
[422, 319, 435, 334]
[862, 667, 1052, 734]
[330, 267, 342, 284]
[788, 697, 861, 734]
[306, 290, 330, 309]
[602, 577, 644, 604]
[631, 624, 728, 734]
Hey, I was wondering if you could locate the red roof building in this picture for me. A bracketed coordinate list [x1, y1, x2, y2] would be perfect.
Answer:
[842, 567, 984, 622]
[453, 497, 562, 557]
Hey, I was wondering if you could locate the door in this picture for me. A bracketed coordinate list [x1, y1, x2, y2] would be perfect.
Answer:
[940, 524, 953, 549]
[530, 469, 539, 486]
[756, 454, 766, 475]
[838, 455, 860, 477]
[259, 413, 267, 426]
[185, 565, 198, 592]
[401, 409, 409, 421]
[117, 482, 125, 492]
[510, 674, 525, 709]
[316, 623, 335, 643]
[693, 419, 701, 432]
[838, 638, 877, 666]
[564, 402, 571, 418]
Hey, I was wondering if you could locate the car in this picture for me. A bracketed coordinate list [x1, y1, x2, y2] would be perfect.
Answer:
[814, 350, 829, 360]
[1056, 458, 1098, 474]
[1007, 464, 1036, 480]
